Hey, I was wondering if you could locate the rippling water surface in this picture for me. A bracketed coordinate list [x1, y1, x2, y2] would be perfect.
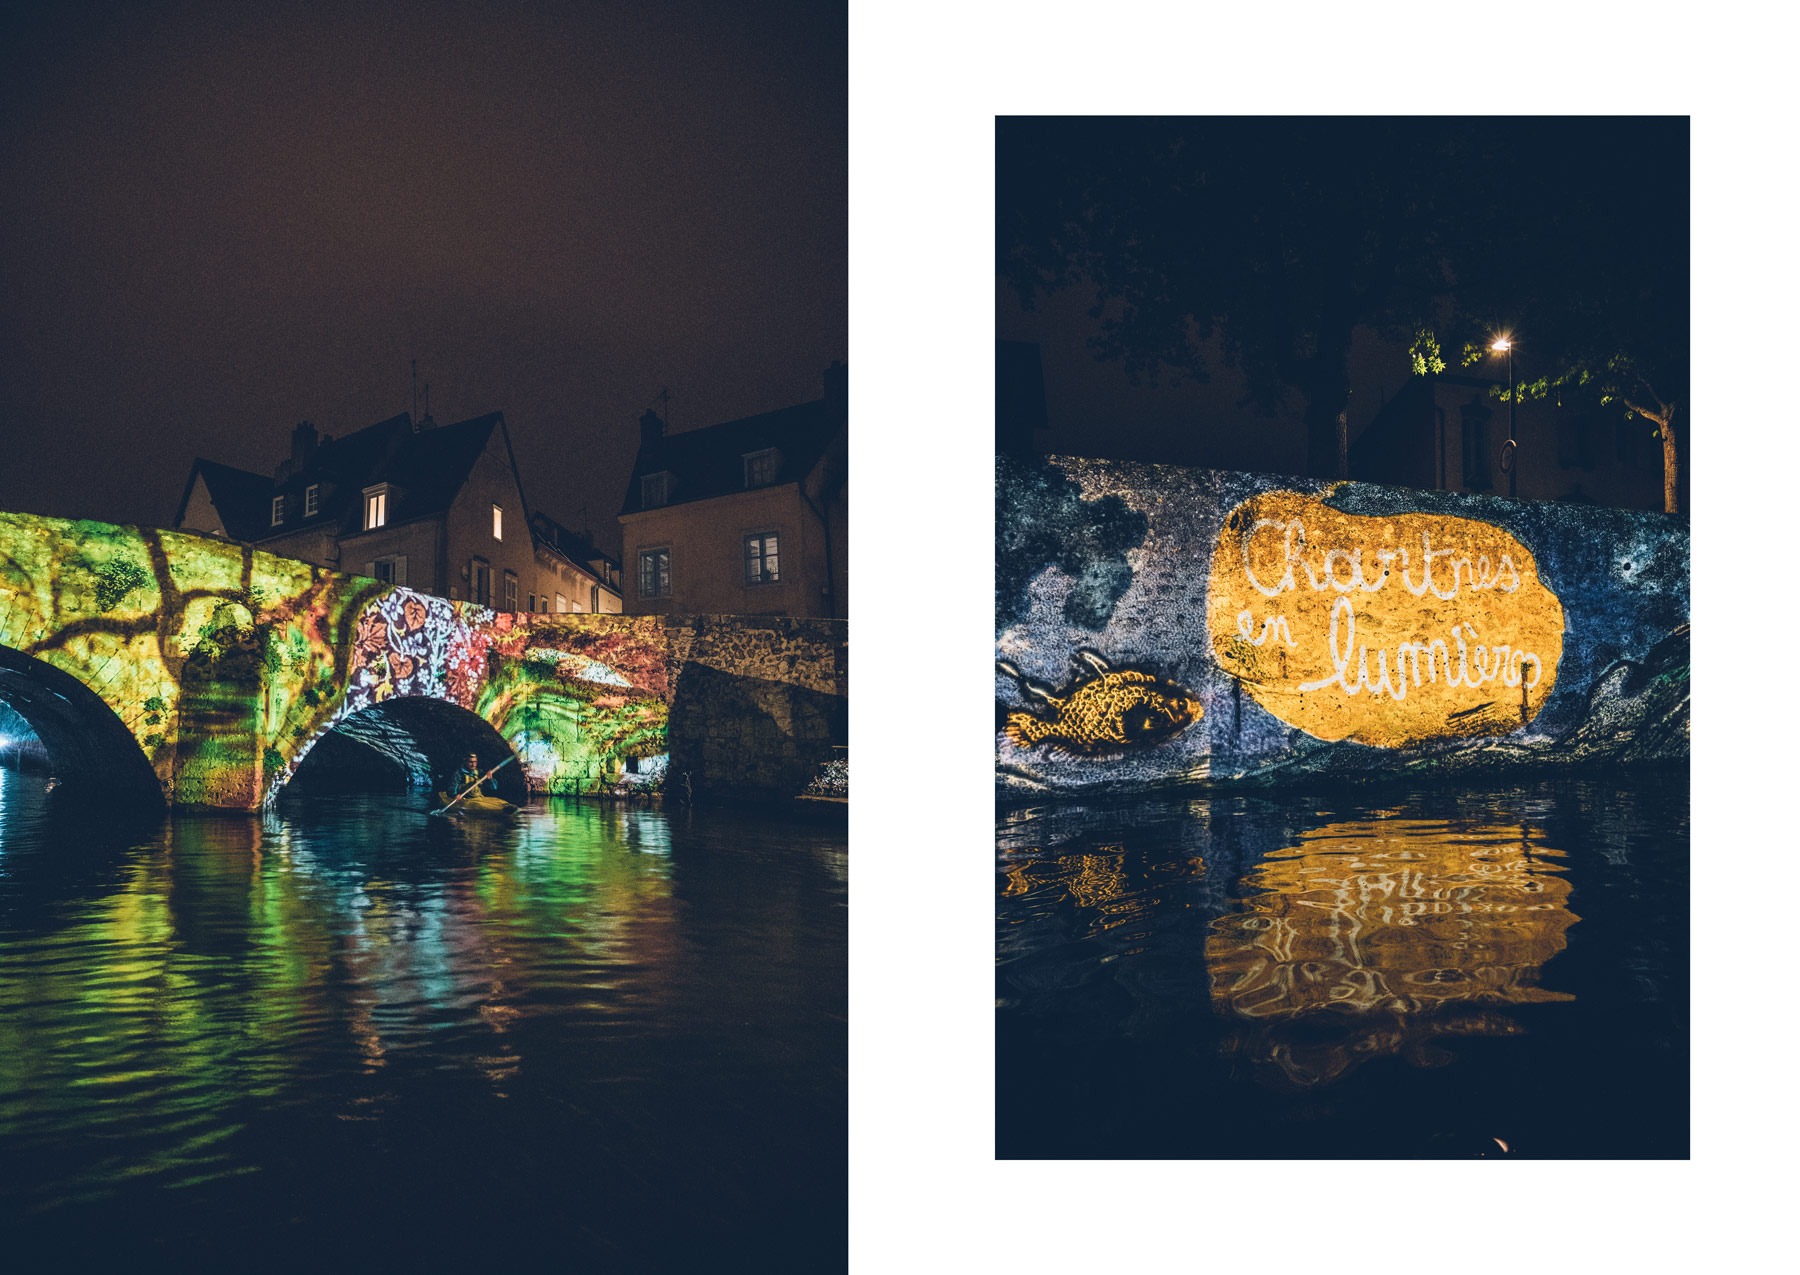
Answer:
[0, 768, 846, 1267]
[997, 777, 1687, 1159]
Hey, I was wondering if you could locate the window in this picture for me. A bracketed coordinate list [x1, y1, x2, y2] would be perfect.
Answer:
[363, 487, 388, 530]
[744, 532, 780, 585]
[503, 570, 518, 611]
[540, 596, 550, 613]
[638, 547, 670, 598]
[304, 484, 319, 516]
[471, 557, 491, 607]
[590, 585, 599, 612]
[365, 555, 407, 586]
[555, 592, 567, 613]
[527, 593, 536, 612]
[492, 504, 503, 540]
[271, 495, 285, 526]
[641, 472, 669, 508]
[743, 449, 778, 488]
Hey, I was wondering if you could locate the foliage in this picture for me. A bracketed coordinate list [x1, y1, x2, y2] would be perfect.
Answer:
[1408, 329, 1446, 377]
[999, 118, 1509, 475]
[1414, 119, 1688, 512]
[93, 557, 151, 611]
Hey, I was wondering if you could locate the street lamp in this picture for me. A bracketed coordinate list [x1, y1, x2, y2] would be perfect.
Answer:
[1492, 337, 1516, 498]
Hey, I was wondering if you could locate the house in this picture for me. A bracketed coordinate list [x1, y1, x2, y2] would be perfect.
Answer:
[529, 512, 621, 614]
[176, 409, 604, 611]
[1349, 373, 1664, 511]
[618, 363, 847, 618]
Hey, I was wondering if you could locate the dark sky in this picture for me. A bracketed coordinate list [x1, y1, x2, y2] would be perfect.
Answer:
[0, 0, 845, 552]
[997, 116, 1687, 478]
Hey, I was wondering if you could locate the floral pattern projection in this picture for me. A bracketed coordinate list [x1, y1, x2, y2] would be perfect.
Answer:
[995, 456, 1690, 797]
[0, 511, 671, 808]
[329, 590, 669, 796]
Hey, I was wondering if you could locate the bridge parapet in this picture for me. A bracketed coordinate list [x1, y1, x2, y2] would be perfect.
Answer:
[0, 512, 845, 810]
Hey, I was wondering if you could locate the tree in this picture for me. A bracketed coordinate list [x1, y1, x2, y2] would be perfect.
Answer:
[998, 118, 1508, 478]
[1413, 118, 1688, 514]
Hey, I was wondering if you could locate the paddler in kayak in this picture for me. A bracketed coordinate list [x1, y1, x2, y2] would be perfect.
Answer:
[436, 753, 520, 818]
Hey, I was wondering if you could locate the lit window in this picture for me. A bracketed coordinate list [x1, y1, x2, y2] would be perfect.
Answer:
[492, 504, 503, 540]
[364, 488, 387, 530]
[744, 532, 780, 585]
[638, 547, 670, 598]
[641, 472, 669, 508]
[743, 449, 778, 488]
[304, 484, 319, 516]
[503, 570, 518, 611]
[271, 495, 285, 526]
[555, 592, 567, 613]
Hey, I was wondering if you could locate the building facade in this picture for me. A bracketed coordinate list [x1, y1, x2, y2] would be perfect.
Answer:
[618, 364, 847, 619]
[1349, 373, 1664, 511]
[177, 411, 608, 611]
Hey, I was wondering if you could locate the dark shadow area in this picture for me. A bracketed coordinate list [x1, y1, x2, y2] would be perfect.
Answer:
[282, 696, 526, 805]
[0, 645, 164, 814]
[669, 664, 846, 803]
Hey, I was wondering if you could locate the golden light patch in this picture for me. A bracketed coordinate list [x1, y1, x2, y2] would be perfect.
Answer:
[1207, 491, 1564, 748]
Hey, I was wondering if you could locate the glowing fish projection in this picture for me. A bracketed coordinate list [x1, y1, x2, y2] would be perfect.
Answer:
[1207, 491, 1566, 747]
[998, 650, 1201, 758]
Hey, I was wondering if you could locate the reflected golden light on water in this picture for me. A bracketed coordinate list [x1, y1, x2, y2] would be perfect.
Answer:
[1207, 820, 1577, 1088]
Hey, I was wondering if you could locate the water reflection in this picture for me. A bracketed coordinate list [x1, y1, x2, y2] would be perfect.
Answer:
[996, 778, 1687, 1159]
[1208, 820, 1577, 1087]
[0, 773, 846, 1265]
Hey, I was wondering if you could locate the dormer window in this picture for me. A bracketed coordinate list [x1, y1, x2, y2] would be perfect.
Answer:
[492, 504, 503, 541]
[363, 484, 390, 530]
[641, 472, 670, 508]
[271, 495, 285, 526]
[743, 449, 778, 488]
[304, 484, 319, 516]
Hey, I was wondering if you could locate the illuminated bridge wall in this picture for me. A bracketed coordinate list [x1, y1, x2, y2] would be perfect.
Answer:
[0, 512, 845, 810]
[996, 456, 1688, 797]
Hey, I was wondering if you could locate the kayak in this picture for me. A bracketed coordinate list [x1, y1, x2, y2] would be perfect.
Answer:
[435, 793, 521, 819]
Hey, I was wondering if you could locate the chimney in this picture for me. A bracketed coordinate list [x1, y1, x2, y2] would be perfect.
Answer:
[823, 360, 847, 426]
[291, 420, 318, 470]
[639, 409, 665, 445]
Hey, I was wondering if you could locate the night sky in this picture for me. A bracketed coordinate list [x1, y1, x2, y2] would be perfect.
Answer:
[0, 0, 845, 553]
[997, 116, 1688, 480]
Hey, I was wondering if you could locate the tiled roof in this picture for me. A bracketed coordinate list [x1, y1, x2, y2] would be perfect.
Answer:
[186, 411, 507, 541]
[619, 398, 839, 516]
[177, 459, 274, 540]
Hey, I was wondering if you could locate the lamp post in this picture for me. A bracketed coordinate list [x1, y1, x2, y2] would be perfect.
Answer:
[1492, 337, 1516, 498]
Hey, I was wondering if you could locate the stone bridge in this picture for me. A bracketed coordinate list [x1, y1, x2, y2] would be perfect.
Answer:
[0, 512, 846, 811]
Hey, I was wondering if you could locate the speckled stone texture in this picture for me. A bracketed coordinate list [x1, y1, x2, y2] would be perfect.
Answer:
[996, 455, 1688, 798]
[665, 616, 847, 801]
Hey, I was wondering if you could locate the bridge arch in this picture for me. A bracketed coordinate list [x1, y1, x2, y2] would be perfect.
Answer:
[278, 696, 526, 805]
[0, 644, 164, 811]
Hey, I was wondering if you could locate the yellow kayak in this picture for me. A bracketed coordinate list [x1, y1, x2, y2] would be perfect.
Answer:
[436, 793, 520, 818]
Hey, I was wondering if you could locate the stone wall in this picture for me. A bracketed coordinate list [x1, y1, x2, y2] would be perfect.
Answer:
[996, 455, 1688, 798]
[665, 615, 847, 801]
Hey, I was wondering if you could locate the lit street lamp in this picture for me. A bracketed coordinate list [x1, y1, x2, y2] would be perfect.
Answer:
[1492, 337, 1516, 498]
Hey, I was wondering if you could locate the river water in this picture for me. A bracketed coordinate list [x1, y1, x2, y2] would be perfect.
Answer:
[0, 768, 846, 1268]
[997, 776, 1687, 1159]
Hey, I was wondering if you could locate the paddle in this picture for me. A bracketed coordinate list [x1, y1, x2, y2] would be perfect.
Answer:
[432, 755, 519, 816]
